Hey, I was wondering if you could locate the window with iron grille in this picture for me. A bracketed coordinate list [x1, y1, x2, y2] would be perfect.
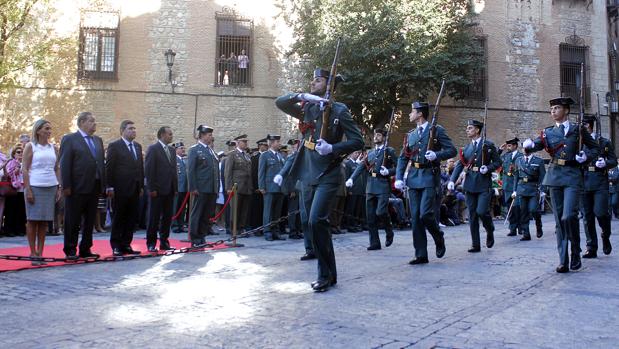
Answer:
[215, 7, 253, 87]
[465, 36, 487, 101]
[559, 41, 590, 107]
[78, 11, 120, 81]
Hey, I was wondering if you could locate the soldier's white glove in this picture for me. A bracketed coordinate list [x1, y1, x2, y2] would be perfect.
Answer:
[296, 93, 329, 105]
[511, 191, 517, 199]
[345, 178, 353, 187]
[523, 138, 534, 149]
[479, 165, 489, 174]
[447, 181, 455, 191]
[596, 157, 606, 169]
[394, 180, 405, 190]
[315, 139, 333, 156]
[425, 150, 437, 161]
[273, 174, 283, 186]
[575, 151, 587, 163]
[380, 166, 389, 176]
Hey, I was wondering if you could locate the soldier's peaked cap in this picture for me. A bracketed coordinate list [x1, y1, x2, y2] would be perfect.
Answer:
[549, 97, 575, 107]
[234, 134, 248, 141]
[412, 101, 430, 110]
[313, 68, 346, 84]
[467, 119, 484, 129]
[266, 134, 281, 141]
[505, 137, 519, 145]
[196, 125, 213, 133]
[256, 138, 268, 145]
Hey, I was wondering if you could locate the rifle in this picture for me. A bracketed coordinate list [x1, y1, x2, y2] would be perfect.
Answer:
[319, 37, 342, 141]
[381, 106, 396, 168]
[427, 79, 446, 153]
[596, 93, 602, 145]
[480, 99, 488, 164]
[578, 62, 585, 152]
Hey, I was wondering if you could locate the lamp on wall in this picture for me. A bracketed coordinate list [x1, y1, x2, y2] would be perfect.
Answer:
[164, 49, 177, 93]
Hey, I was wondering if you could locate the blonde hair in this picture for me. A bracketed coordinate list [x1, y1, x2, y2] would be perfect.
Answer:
[32, 119, 50, 145]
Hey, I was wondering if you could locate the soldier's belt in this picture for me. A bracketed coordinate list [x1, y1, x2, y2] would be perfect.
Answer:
[470, 166, 480, 172]
[519, 178, 539, 184]
[413, 162, 431, 169]
[370, 171, 389, 178]
[304, 139, 316, 150]
[587, 166, 607, 173]
[551, 159, 577, 167]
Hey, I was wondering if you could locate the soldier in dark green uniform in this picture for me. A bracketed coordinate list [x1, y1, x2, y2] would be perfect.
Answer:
[580, 115, 616, 257]
[347, 128, 396, 250]
[275, 68, 363, 292]
[259, 134, 287, 241]
[448, 119, 501, 253]
[512, 149, 546, 240]
[499, 137, 523, 236]
[523, 97, 599, 273]
[394, 101, 455, 264]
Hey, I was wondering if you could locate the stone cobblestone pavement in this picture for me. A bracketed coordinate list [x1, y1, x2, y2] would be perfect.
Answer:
[1, 214, 618, 348]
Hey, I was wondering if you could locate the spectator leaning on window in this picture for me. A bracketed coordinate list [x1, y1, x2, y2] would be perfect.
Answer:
[237, 49, 249, 84]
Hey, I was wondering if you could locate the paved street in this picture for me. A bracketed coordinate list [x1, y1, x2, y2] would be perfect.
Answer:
[1, 214, 618, 349]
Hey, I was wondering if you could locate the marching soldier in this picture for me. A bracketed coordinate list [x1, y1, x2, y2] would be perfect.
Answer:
[187, 125, 220, 247]
[347, 128, 396, 250]
[609, 166, 619, 219]
[394, 101, 456, 264]
[172, 142, 188, 234]
[259, 134, 286, 241]
[274, 68, 363, 292]
[511, 148, 546, 240]
[523, 97, 599, 273]
[581, 115, 616, 257]
[224, 134, 253, 235]
[448, 119, 501, 253]
[499, 137, 523, 236]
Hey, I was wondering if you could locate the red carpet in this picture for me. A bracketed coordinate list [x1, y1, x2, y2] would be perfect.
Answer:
[0, 238, 231, 272]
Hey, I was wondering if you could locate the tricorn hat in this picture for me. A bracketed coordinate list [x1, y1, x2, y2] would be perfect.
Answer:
[467, 119, 484, 130]
[549, 97, 575, 107]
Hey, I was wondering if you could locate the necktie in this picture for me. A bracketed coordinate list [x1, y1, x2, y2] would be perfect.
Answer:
[128, 142, 137, 160]
[473, 141, 477, 149]
[559, 124, 565, 136]
[85, 136, 96, 157]
[165, 146, 173, 163]
[526, 157, 530, 165]
[419, 127, 424, 136]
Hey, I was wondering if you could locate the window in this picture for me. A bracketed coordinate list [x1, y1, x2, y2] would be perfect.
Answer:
[78, 11, 120, 81]
[559, 35, 590, 107]
[465, 36, 487, 101]
[215, 7, 253, 87]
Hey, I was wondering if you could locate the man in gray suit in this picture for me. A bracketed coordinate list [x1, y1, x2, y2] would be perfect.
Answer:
[187, 125, 220, 247]
[173, 142, 188, 234]
[259, 134, 286, 241]
[60, 111, 105, 260]
[224, 134, 253, 234]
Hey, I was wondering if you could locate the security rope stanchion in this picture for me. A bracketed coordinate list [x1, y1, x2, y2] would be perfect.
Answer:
[226, 183, 244, 247]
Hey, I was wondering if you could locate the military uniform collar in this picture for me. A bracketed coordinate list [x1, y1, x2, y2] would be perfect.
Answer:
[198, 140, 209, 148]
[555, 120, 570, 129]
[471, 137, 481, 145]
[417, 121, 429, 131]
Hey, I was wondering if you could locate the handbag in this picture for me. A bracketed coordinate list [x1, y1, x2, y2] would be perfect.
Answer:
[0, 178, 17, 196]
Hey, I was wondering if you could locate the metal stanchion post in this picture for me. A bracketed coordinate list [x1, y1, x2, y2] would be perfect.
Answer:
[226, 183, 244, 247]
[181, 193, 193, 243]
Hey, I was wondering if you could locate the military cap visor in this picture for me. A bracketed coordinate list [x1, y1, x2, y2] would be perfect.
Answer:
[266, 134, 281, 141]
[196, 125, 213, 133]
[234, 134, 248, 141]
[256, 138, 267, 145]
[505, 137, 519, 145]
[549, 97, 575, 107]
[467, 119, 484, 129]
[412, 101, 430, 110]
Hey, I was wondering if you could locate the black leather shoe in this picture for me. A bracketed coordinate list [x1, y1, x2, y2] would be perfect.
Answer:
[311, 278, 334, 292]
[124, 248, 141, 255]
[191, 242, 206, 248]
[367, 245, 381, 251]
[520, 235, 531, 241]
[582, 250, 597, 259]
[468, 246, 481, 253]
[311, 278, 336, 287]
[486, 232, 495, 248]
[556, 265, 569, 273]
[112, 248, 123, 256]
[436, 242, 446, 259]
[536, 229, 544, 238]
[570, 255, 582, 270]
[507, 230, 517, 237]
[602, 237, 612, 255]
[79, 252, 100, 259]
[65, 254, 79, 261]
[300, 253, 316, 261]
[147, 246, 158, 252]
[160, 243, 174, 251]
[385, 232, 394, 247]
[408, 257, 429, 265]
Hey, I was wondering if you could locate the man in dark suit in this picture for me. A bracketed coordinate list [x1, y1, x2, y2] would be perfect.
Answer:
[60, 111, 105, 260]
[106, 120, 144, 256]
[144, 126, 178, 252]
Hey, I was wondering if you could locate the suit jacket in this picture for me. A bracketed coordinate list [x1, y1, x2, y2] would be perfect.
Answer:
[225, 149, 253, 194]
[450, 139, 501, 193]
[144, 141, 178, 196]
[105, 138, 144, 196]
[59, 131, 105, 194]
[251, 152, 262, 191]
[351, 146, 396, 195]
[583, 136, 617, 192]
[187, 142, 219, 194]
[500, 150, 523, 193]
[259, 149, 285, 193]
[396, 124, 456, 189]
[514, 155, 546, 197]
[176, 155, 188, 192]
[530, 122, 599, 188]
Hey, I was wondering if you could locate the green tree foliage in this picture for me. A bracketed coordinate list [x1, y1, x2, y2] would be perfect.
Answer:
[278, 0, 482, 129]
